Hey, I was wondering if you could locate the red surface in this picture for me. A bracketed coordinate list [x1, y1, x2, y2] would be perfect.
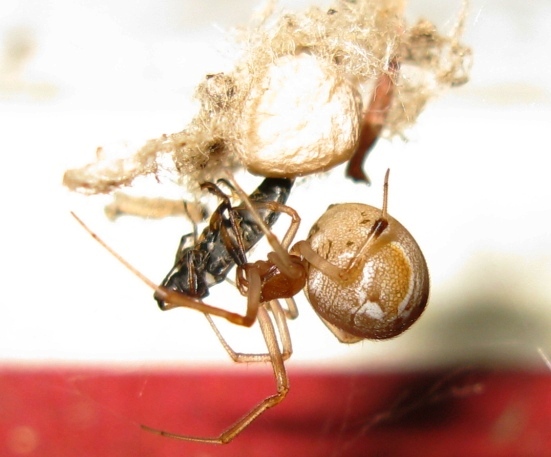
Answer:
[0, 367, 550, 456]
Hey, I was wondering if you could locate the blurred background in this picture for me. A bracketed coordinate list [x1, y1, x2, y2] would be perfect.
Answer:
[1, 0, 550, 456]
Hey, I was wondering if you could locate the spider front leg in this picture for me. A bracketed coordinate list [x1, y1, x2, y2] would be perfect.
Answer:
[142, 304, 290, 444]
[70, 211, 260, 327]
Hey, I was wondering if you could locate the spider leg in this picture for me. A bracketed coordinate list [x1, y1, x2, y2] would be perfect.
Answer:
[291, 170, 391, 282]
[157, 287, 259, 327]
[245, 201, 301, 251]
[70, 211, 258, 327]
[204, 298, 293, 363]
[291, 229, 387, 285]
[142, 305, 289, 444]
[142, 263, 295, 442]
[224, 173, 302, 279]
[159, 254, 262, 327]
[282, 296, 299, 320]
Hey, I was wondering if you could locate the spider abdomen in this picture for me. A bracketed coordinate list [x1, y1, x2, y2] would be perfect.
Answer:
[305, 203, 429, 340]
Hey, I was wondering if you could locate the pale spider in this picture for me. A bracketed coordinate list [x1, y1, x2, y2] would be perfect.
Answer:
[71, 169, 429, 444]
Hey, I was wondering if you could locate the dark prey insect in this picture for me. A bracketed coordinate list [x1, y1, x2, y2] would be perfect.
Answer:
[155, 177, 294, 325]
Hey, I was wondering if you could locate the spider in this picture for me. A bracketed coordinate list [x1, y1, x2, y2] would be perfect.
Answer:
[71, 169, 429, 444]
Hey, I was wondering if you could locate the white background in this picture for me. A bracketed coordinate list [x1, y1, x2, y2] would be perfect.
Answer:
[1, 0, 550, 371]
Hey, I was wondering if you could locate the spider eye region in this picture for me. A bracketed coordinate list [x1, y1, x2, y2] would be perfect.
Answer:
[305, 203, 429, 340]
